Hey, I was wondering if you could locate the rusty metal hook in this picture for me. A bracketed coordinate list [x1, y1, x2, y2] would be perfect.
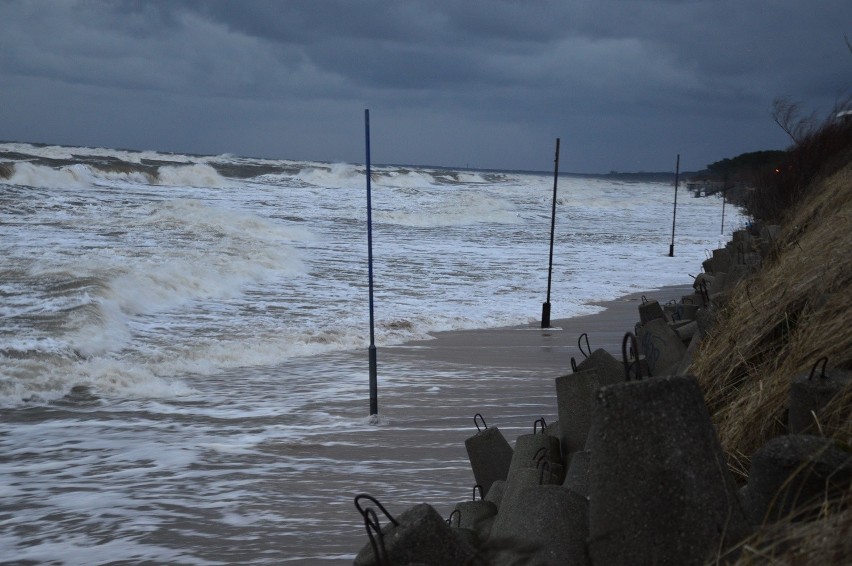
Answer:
[578, 332, 591, 359]
[533, 417, 547, 434]
[473, 413, 487, 433]
[355, 494, 399, 528]
[473, 484, 484, 501]
[447, 508, 461, 527]
[363, 507, 389, 566]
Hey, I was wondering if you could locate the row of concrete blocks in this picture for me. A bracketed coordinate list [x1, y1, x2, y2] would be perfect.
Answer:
[355, 367, 850, 565]
[354, 361, 851, 566]
[633, 227, 782, 380]
[355, 358, 850, 563]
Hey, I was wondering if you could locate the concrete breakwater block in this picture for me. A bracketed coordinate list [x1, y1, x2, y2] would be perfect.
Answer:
[712, 248, 732, 273]
[674, 302, 700, 321]
[488, 484, 590, 566]
[465, 414, 513, 497]
[485, 480, 507, 509]
[639, 298, 666, 324]
[453, 498, 498, 542]
[587, 375, 750, 566]
[788, 360, 852, 435]
[675, 331, 702, 376]
[739, 435, 852, 524]
[574, 347, 625, 386]
[555, 369, 605, 458]
[354, 502, 477, 566]
[673, 320, 699, 343]
[694, 306, 715, 337]
[693, 272, 715, 291]
[562, 449, 591, 497]
[508, 419, 563, 481]
[637, 318, 687, 377]
[491, 462, 560, 539]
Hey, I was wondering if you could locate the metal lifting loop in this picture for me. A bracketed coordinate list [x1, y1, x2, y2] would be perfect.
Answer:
[808, 357, 829, 381]
[532, 446, 548, 464]
[473, 484, 484, 501]
[354, 494, 399, 527]
[473, 413, 487, 433]
[447, 509, 461, 527]
[363, 507, 389, 566]
[641, 295, 648, 304]
[578, 332, 591, 359]
[622, 332, 642, 381]
[570, 356, 578, 372]
[533, 417, 547, 434]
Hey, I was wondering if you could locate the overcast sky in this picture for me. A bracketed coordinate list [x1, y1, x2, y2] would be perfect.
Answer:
[1, 1, 849, 173]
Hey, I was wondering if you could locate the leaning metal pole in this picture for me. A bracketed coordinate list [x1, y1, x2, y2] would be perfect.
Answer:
[541, 137, 560, 328]
[365, 109, 378, 416]
[668, 153, 680, 257]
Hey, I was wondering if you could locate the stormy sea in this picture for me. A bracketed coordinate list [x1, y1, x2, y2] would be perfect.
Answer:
[0, 141, 745, 563]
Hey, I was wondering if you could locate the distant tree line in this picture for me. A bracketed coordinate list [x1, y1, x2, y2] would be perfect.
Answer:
[705, 150, 788, 180]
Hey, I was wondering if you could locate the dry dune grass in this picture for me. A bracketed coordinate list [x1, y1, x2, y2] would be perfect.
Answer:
[692, 161, 852, 564]
[693, 161, 852, 469]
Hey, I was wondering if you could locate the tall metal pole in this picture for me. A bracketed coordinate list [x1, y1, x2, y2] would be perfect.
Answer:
[541, 138, 560, 328]
[720, 171, 728, 235]
[365, 109, 378, 416]
[668, 153, 680, 257]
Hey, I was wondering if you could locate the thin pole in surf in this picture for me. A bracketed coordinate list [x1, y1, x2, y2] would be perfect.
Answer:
[721, 171, 728, 235]
[365, 109, 378, 416]
[668, 153, 680, 257]
[541, 137, 560, 328]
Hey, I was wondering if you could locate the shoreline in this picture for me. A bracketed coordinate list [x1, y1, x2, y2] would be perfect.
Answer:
[383, 284, 693, 374]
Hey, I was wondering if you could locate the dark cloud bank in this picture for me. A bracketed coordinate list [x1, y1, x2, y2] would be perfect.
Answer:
[1, 0, 849, 173]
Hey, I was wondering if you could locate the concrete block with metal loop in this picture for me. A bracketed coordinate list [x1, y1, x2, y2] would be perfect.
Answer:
[508, 418, 563, 482]
[636, 317, 687, 377]
[788, 356, 852, 435]
[451, 484, 498, 544]
[586, 375, 750, 566]
[353, 494, 476, 566]
[638, 295, 667, 324]
[738, 434, 852, 524]
[555, 369, 605, 459]
[489, 461, 591, 566]
[464, 413, 514, 497]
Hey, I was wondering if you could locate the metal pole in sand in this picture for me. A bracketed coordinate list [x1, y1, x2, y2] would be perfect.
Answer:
[668, 153, 680, 257]
[365, 109, 378, 416]
[541, 137, 560, 328]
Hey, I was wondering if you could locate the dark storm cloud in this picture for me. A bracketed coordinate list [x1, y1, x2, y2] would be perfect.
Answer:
[1, 0, 849, 172]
